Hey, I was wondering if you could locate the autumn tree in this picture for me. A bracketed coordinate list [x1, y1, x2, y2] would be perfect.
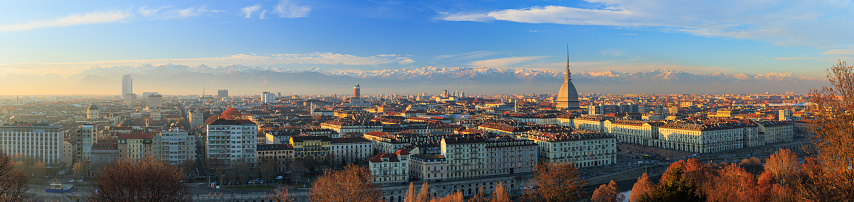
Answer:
[738, 157, 764, 175]
[705, 164, 757, 202]
[630, 173, 656, 202]
[640, 160, 704, 202]
[72, 161, 89, 178]
[523, 162, 586, 202]
[765, 148, 799, 186]
[429, 192, 463, 202]
[808, 60, 854, 199]
[268, 186, 293, 202]
[307, 164, 381, 202]
[0, 152, 28, 201]
[591, 180, 624, 202]
[793, 157, 843, 201]
[469, 186, 487, 202]
[491, 181, 511, 202]
[90, 157, 189, 202]
[416, 181, 431, 202]
[406, 182, 417, 202]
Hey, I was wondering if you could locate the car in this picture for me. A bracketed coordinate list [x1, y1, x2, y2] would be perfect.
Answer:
[78, 179, 83, 183]
[69, 179, 74, 183]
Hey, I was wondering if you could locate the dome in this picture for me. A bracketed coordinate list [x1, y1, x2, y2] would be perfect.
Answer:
[220, 108, 243, 120]
[87, 104, 98, 110]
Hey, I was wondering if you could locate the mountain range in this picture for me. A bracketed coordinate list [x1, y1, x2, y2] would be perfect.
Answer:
[0, 64, 825, 95]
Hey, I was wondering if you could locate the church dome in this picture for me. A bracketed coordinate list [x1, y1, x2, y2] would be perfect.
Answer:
[87, 104, 98, 110]
[220, 108, 243, 120]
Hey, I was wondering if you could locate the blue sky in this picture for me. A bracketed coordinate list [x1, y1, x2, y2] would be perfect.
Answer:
[0, 0, 852, 77]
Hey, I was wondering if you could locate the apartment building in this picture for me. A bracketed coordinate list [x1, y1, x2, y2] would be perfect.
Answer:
[519, 129, 616, 168]
[0, 125, 64, 167]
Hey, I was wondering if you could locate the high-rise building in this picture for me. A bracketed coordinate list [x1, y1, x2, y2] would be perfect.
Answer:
[206, 119, 257, 166]
[122, 74, 132, 95]
[556, 45, 581, 110]
[217, 90, 228, 99]
[354, 83, 361, 98]
[153, 131, 197, 165]
[147, 94, 162, 108]
[0, 125, 64, 167]
[75, 125, 95, 163]
[262, 92, 275, 103]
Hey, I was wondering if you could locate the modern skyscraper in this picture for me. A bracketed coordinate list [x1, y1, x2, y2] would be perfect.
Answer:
[354, 83, 361, 98]
[556, 45, 581, 110]
[122, 74, 132, 95]
[262, 92, 275, 103]
[217, 90, 228, 99]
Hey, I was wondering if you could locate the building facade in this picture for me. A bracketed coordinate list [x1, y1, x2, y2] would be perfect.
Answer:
[153, 131, 197, 165]
[369, 150, 409, 184]
[206, 119, 258, 166]
[331, 137, 373, 165]
[520, 130, 616, 168]
[440, 136, 537, 180]
[0, 125, 64, 167]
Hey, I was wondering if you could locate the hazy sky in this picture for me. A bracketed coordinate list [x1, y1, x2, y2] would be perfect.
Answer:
[0, 0, 851, 78]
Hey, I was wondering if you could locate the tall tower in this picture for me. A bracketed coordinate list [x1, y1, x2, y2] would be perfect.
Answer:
[556, 44, 581, 110]
[122, 74, 133, 95]
[354, 83, 361, 98]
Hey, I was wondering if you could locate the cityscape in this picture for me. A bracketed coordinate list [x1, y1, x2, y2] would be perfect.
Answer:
[1, 1, 852, 202]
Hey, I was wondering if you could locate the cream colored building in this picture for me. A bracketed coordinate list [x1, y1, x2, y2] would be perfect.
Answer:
[657, 123, 744, 153]
[603, 120, 661, 146]
[520, 130, 616, 168]
[0, 126, 64, 167]
[440, 136, 537, 180]
[573, 116, 606, 132]
[369, 150, 410, 184]
[759, 121, 794, 144]
[409, 154, 447, 181]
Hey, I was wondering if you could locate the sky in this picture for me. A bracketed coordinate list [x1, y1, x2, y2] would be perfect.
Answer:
[1, 0, 852, 79]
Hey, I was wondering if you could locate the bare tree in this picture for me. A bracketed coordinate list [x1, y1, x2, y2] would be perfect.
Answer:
[0, 152, 28, 201]
[90, 157, 189, 202]
[765, 148, 799, 186]
[416, 181, 431, 202]
[490, 181, 511, 202]
[406, 182, 417, 202]
[523, 162, 586, 202]
[268, 185, 293, 202]
[308, 164, 381, 202]
[808, 60, 854, 199]
[428, 192, 463, 202]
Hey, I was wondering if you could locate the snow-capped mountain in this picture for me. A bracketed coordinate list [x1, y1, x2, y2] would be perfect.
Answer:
[1, 64, 823, 95]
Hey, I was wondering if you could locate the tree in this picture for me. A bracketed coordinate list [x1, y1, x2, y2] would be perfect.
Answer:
[793, 157, 842, 201]
[765, 148, 799, 186]
[72, 161, 89, 178]
[631, 173, 656, 202]
[523, 162, 586, 202]
[705, 164, 756, 202]
[491, 181, 511, 202]
[640, 161, 704, 202]
[808, 60, 854, 199]
[32, 161, 45, 179]
[0, 152, 28, 201]
[738, 157, 764, 175]
[469, 186, 487, 202]
[180, 159, 196, 178]
[308, 164, 381, 202]
[406, 182, 417, 202]
[429, 192, 463, 202]
[591, 180, 624, 202]
[90, 157, 189, 202]
[268, 186, 293, 202]
[416, 181, 431, 202]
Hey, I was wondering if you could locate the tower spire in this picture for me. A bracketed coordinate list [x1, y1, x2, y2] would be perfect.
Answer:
[566, 44, 571, 80]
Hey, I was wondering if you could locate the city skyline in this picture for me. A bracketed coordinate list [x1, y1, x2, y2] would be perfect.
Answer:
[0, 0, 849, 95]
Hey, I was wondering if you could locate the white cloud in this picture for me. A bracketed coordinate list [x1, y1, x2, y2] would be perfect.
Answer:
[177, 6, 211, 18]
[438, 0, 854, 49]
[259, 10, 268, 19]
[241, 4, 261, 18]
[823, 48, 854, 56]
[0, 10, 130, 32]
[0, 53, 414, 76]
[273, 0, 311, 18]
[138, 5, 172, 17]
[470, 56, 546, 67]
[435, 51, 501, 60]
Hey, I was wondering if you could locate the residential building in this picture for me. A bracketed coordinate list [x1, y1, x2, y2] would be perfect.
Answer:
[369, 149, 410, 184]
[519, 130, 617, 168]
[153, 131, 197, 165]
[289, 136, 331, 160]
[256, 144, 294, 172]
[440, 136, 537, 180]
[331, 137, 373, 165]
[657, 122, 744, 153]
[0, 125, 64, 167]
[409, 154, 447, 181]
[206, 119, 258, 166]
[759, 121, 794, 144]
[117, 133, 153, 161]
[75, 125, 95, 163]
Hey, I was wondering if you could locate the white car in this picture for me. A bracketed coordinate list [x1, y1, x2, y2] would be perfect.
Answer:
[68, 179, 74, 183]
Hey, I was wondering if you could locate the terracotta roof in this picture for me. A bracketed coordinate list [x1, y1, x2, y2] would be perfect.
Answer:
[369, 153, 399, 162]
